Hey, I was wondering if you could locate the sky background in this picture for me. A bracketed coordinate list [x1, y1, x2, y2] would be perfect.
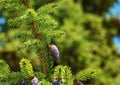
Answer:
[109, 0, 120, 53]
[0, 17, 5, 31]
[0, 0, 120, 52]
[107, 0, 120, 19]
[0, 17, 5, 46]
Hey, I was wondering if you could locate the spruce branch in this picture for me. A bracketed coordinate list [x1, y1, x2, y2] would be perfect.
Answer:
[39, 49, 47, 75]
[21, 0, 47, 75]
[53, 65, 73, 85]
[19, 58, 34, 78]
[76, 68, 96, 81]
[65, 68, 69, 85]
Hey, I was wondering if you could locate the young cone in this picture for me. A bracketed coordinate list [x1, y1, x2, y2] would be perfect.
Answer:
[31, 76, 39, 85]
[49, 44, 59, 62]
[53, 78, 62, 85]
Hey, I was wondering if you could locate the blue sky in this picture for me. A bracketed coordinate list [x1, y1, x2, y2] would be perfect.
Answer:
[107, 0, 120, 19]
[0, 17, 6, 32]
[0, 17, 6, 46]
[113, 36, 120, 53]
[108, 0, 120, 53]
[0, 17, 6, 25]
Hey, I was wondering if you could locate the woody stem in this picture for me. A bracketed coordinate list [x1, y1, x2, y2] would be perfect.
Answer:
[22, 0, 47, 75]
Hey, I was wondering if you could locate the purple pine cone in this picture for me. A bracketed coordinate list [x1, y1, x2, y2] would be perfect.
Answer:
[74, 80, 84, 85]
[53, 78, 62, 85]
[31, 76, 39, 85]
[49, 44, 59, 62]
[77, 81, 84, 85]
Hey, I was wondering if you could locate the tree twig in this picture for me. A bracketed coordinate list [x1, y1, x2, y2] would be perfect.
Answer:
[22, 0, 47, 75]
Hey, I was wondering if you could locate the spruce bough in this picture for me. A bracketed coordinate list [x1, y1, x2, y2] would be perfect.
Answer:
[0, 0, 96, 84]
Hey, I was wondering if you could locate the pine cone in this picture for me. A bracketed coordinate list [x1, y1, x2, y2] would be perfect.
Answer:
[53, 78, 62, 85]
[31, 76, 39, 85]
[49, 44, 59, 62]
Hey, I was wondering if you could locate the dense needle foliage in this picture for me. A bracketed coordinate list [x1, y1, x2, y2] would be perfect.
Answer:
[0, 0, 120, 85]
[0, 0, 96, 85]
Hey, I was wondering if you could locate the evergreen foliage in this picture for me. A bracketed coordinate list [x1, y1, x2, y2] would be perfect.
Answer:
[0, 0, 96, 85]
[19, 58, 34, 78]
[53, 0, 120, 85]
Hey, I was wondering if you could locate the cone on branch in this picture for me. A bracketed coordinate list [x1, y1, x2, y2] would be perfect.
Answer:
[31, 76, 39, 85]
[49, 44, 59, 62]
